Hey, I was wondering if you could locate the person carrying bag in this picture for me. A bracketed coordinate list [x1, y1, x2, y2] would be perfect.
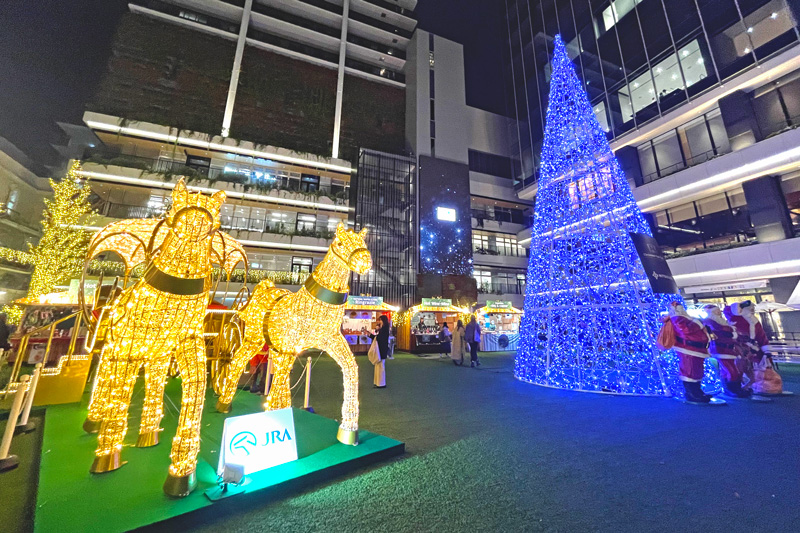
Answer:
[369, 315, 390, 388]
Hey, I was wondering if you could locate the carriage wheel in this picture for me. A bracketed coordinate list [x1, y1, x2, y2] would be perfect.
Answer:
[211, 318, 243, 395]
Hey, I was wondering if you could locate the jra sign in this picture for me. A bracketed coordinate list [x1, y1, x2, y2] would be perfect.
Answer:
[218, 408, 298, 476]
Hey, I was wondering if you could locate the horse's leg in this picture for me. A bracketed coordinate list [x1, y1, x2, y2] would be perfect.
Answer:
[163, 335, 206, 498]
[83, 350, 113, 433]
[264, 350, 294, 411]
[217, 335, 262, 413]
[136, 355, 172, 447]
[90, 344, 143, 473]
[321, 335, 360, 445]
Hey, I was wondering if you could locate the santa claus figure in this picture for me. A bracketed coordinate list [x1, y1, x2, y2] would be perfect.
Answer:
[668, 302, 713, 403]
[724, 301, 783, 395]
[701, 304, 751, 398]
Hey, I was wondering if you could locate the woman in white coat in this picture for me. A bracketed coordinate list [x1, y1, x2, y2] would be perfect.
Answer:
[450, 320, 467, 366]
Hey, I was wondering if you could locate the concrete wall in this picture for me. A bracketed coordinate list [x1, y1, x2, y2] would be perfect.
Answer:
[466, 107, 512, 157]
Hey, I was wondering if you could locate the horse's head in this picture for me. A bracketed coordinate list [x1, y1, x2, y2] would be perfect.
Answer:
[166, 179, 226, 242]
[332, 223, 372, 275]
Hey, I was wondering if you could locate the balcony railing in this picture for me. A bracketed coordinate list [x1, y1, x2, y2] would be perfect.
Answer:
[477, 282, 523, 295]
[82, 153, 350, 204]
[471, 208, 530, 227]
[98, 202, 336, 240]
[641, 148, 727, 185]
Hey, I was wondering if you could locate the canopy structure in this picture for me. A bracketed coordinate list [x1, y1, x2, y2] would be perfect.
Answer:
[475, 305, 523, 316]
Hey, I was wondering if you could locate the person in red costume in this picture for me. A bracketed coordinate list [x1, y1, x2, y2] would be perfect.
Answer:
[668, 301, 713, 404]
[701, 304, 751, 398]
[249, 344, 270, 394]
[724, 301, 783, 395]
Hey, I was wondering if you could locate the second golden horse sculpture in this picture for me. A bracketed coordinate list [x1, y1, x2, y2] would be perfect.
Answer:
[215, 223, 372, 445]
[81, 179, 372, 497]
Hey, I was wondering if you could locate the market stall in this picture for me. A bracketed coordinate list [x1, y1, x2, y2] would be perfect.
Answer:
[475, 301, 523, 351]
[342, 296, 397, 354]
[398, 298, 469, 355]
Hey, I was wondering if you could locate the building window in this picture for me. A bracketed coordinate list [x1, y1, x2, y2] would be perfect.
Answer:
[473, 231, 525, 257]
[6, 189, 18, 212]
[598, 0, 643, 34]
[178, 10, 207, 24]
[296, 213, 317, 233]
[468, 149, 514, 179]
[291, 256, 313, 273]
[617, 40, 709, 123]
[300, 174, 320, 192]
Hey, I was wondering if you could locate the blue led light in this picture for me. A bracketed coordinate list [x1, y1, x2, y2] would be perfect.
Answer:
[515, 36, 719, 396]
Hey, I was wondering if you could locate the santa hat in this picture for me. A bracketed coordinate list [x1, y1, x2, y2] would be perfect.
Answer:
[730, 300, 753, 316]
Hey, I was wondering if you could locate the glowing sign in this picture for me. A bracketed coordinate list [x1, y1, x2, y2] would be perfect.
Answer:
[436, 206, 456, 222]
[218, 408, 298, 476]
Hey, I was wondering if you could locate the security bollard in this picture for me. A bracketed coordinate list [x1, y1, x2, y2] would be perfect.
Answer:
[0, 375, 30, 472]
[303, 356, 314, 412]
[16, 364, 42, 434]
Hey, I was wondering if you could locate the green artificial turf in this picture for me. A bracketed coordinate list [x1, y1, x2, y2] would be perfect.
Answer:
[34, 379, 402, 533]
[5, 351, 800, 532]
[0, 414, 43, 531]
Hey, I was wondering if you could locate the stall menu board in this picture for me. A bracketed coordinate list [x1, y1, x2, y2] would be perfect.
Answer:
[421, 298, 452, 308]
[346, 296, 383, 307]
[486, 301, 512, 310]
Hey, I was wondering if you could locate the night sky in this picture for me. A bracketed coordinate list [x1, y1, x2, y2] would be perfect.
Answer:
[0, 0, 508, 167]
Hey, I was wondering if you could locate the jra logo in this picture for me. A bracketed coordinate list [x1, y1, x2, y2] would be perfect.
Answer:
[263, 429, 292, 445]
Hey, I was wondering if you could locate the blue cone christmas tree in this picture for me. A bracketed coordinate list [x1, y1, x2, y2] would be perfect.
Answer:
[516, 36, 716, 396]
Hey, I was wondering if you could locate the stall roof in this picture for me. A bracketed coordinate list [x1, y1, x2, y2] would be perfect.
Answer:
[409, 304, 469, 313]
[475, 305, 524, 315]
[345, 302, 399, 312]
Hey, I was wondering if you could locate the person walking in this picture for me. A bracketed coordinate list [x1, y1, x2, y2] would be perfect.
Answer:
[370, 314, 390, 388]
[450, 320, 467, 366]
[465, 315, 481, 368]
[438, 322, 451, 358]
[0, 312, 13, 352]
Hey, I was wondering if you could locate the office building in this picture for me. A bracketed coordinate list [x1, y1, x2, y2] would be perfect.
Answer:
[406, 29, 531, 307]
[0, 138, 49, 304]
[506, 0, 800, 332]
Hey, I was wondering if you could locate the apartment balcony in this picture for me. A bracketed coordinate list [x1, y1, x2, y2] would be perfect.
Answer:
[476, 283, 524, 308]
[634, 126, 800, 213]
[668, 236, 800, 289]
[470, 208, 527, 234]
[94, 201, 334, 254]
[472, 250, 528, 270]
[79, 158, 349, 214]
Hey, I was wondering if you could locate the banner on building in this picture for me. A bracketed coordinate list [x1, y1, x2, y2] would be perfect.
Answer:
[629, 232, 679, 294]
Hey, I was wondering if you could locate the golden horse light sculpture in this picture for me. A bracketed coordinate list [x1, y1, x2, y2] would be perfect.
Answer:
[83, 179, 246, 497]
[216, 223, 371, 445]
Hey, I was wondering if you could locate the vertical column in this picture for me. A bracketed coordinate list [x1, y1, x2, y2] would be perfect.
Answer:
[742, 175, 793, 243]
[332, 0, 351, 159]
[221, 0, 254, 138]
[718, 90, 762, 151]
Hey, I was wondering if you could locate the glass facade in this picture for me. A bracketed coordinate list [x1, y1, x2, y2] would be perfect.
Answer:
[505, 0, 800, 186]
[351, 149, 418, 308]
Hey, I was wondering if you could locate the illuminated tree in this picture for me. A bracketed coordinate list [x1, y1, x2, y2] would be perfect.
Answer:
[515, 36, 717, 396]
[26, 161, 96, 301]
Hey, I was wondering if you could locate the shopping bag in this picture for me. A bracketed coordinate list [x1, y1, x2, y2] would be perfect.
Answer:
[752, 356, 783, 394]
[367, 339, 381, 365]
[656, 317, 675, 350]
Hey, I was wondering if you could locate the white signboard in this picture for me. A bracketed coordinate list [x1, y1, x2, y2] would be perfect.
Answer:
[436, 206, 456, 222]
[218, 408, 298, 476]
[682, 280, 768, 295]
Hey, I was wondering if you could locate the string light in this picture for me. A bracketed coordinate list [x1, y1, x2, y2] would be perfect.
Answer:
[516, 36, 718, 396]
[28, 161, 96, 302]
[1, 162, 96, 322]
[86, 179, 245, 497]
[216, 224, 371, 446]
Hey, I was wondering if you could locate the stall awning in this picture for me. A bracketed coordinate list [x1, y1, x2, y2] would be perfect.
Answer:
[345, 296, 398, 312]
[475, 305, 523, 315]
